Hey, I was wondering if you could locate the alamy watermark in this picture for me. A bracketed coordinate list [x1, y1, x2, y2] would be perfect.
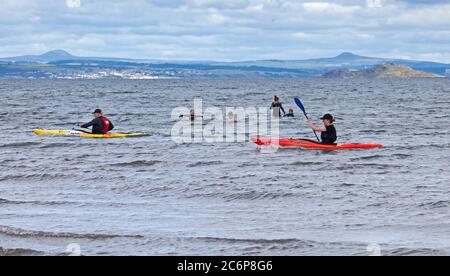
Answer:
[171, 99, 281, 152]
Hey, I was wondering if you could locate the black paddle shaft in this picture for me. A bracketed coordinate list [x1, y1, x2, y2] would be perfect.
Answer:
[294, 97, 321, 142]
[305, 112, 321, 142]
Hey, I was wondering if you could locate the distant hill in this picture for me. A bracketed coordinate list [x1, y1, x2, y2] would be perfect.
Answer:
[1, 50, 450, 79]
[0, 50, 76, 63]
[210, 52, 384, 70]
[212, 52, 450, 75]
[332, 52, 372, 60]
[0, 50, 162, 64]
[323, 64, 444, 79]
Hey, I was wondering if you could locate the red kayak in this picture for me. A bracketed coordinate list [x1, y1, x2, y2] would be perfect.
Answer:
[251, 136, 383, 150]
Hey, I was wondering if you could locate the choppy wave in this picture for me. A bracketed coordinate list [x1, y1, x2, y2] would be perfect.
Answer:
[0, 173, 69, 182]
[289, 161, 324, 166]
[419, 201, 450, 209]
[217, 87, 239, 90]
[0, 246, 45, 256]
[182, 189, 296, 201]
[384, 247, 446, 256]
[0, 225, 143, 240]
[196, 237, 313, 246]
[39, 143, 75, 149]
[0, 197, 82, 206]
[0, 198, 14, 204]
[0, 142, 40, 148]
[359, 130, 387, 134]
[187, 161, 224, 167]
[223, 191, 295, 201]
[239, 92, 266, 96]
[350, 155, 384, 161]
[336, 163, 402, 170]
[429, 143, 450, 149]
[111, 160, 163, 167]
[396, 143, 450, 150]
[390, 153, 411, 159]
[350, 153, 411, 161]
[109, 91, 142, 94]
[191, 237, 373, 255]
[337, 183, 357, 187]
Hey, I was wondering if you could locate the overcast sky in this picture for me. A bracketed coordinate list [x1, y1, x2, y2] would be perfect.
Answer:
[1, 0, 450, 62]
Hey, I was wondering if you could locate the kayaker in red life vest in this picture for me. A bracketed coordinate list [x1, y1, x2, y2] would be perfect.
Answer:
[80, 109, 114, 134]
[307, 114, 337, 145]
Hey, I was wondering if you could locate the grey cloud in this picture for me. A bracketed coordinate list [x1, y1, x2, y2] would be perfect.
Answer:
[0, 0, 450, 62]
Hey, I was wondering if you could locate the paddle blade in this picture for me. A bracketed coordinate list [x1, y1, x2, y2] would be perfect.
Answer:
[294, 97, 307, 117]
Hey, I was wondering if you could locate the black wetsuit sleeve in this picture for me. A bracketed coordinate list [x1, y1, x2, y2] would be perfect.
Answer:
[81, 119, 95, 129]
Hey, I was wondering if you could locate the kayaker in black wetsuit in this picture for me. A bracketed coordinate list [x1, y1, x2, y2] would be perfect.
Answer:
[270, 96, 286, 117]
[80, 109, 114, 134]
[307, 114, 337, 145]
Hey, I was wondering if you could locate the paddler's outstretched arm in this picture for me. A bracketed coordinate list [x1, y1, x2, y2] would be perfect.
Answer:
[80, 119, 95, 129]
[307, 118, 326, 132]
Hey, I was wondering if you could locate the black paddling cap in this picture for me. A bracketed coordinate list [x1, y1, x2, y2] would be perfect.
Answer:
[320, 114, 335, 121]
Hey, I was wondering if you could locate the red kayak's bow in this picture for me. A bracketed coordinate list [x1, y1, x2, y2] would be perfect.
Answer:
[251, 136, 383, 150]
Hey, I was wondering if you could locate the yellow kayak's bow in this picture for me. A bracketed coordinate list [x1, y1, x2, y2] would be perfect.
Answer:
[33, 129, 150, 139]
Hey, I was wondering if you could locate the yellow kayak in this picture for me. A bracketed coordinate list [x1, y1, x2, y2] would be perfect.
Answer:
[33, 129, 150, 139]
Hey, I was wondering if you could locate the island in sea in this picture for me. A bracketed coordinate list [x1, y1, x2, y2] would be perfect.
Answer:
[322, 64, 444, 79]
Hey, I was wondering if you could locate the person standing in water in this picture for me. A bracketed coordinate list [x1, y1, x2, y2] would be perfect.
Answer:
[179, 109, 197, 121]
[270, 96, 286, 117]
[307, 114, 337, 145]
[80, 109, 114, 134]
[284, 108, 295, 117]
[227, 111, 236, 124]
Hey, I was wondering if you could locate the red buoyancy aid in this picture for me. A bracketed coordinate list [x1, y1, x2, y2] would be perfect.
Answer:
[101, 116, 111, 134]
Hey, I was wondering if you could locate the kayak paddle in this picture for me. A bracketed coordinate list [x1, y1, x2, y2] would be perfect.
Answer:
[294, 97, 320, 142]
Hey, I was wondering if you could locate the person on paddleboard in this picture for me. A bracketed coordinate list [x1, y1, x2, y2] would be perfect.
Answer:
[80, 109, 114, 134]
[307, 114, 337, 145]
[270, 96, 286, 117]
